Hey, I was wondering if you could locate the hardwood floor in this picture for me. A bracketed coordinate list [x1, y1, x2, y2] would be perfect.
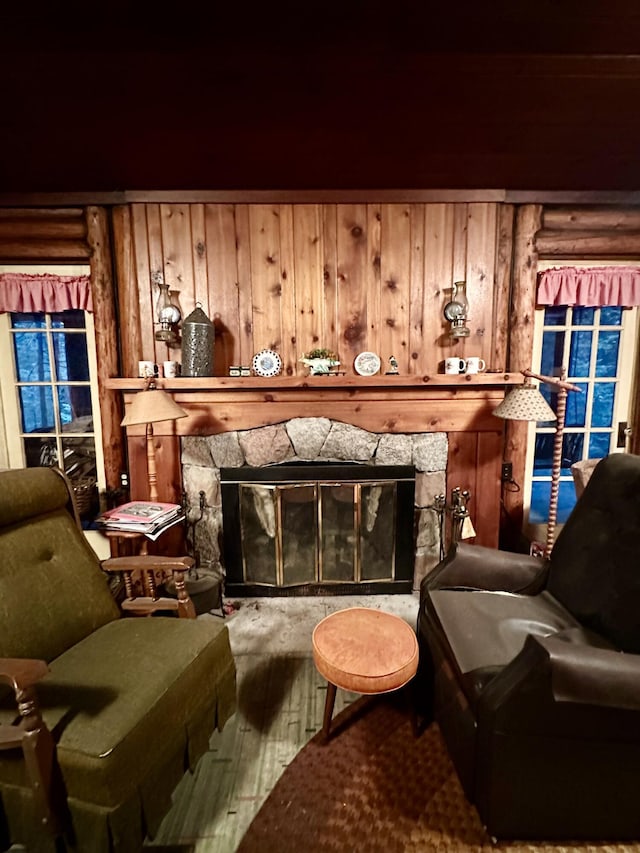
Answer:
[147, 594, 420, 852]
[147, 654, 335, 851]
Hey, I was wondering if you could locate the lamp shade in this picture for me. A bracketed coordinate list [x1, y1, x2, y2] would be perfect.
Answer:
[493, 384, 557, 422]
[121, 388, 189, 426]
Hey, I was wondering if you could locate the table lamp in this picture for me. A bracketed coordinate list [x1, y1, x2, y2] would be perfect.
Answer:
[121, 380, 188, 501]
[493, 368, 581, 558]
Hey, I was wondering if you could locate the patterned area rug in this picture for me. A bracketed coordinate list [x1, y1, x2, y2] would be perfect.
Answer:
[238, 692, 637, 853]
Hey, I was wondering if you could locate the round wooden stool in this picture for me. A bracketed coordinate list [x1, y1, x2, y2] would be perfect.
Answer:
[312, 607, 419, 740]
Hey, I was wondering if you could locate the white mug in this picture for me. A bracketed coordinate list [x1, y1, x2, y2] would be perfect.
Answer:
[163, 360, 181, 378]
[445, 357, 466, 375]
[138, 360, 158, 379]
[465, 357, 486, 374]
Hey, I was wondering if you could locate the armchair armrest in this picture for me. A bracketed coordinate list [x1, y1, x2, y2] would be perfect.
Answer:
[0, 657, 49, 748]
[0, 658, 65, 836]
[0, 657, 49, 695]
[539, 634, 640, 712]
[102, 555, 196, 619]
[422, 542, 549, 596]
[479, 632, 640, 736]
[102, 555, 195, 573]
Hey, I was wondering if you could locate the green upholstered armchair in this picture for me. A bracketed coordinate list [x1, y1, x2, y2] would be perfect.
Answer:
[0, 467, 236, 853]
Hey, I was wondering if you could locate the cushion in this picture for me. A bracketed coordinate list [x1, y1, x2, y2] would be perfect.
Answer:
[548, 453, 640, 653]
[312, 607, 418, 694]
[427, 589, 580, 675]
[0, 509, 119, 662]
[0, 467, 70, 528]
[0, 616, 236, 807]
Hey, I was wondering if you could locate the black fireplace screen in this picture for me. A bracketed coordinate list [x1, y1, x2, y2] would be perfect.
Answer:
[220, 464, 415, 596]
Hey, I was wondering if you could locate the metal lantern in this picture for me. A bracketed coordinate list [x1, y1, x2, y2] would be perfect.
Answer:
[443, 280, 470, 339]
[155, 281, 181, 345]
[181, 303, 215, 377]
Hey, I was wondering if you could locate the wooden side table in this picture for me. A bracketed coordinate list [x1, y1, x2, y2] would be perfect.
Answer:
[102, 529, 163, 601]
[104, 528, 149, 556]
[312, 607, 419, 740]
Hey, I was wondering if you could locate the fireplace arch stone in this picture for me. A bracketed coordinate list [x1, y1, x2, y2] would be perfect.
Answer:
[181, 418, 447, 591]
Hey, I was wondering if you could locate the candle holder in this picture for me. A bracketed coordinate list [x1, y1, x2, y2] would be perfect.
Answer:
[443, 281, 470, 339]
[154, 278, 182, 345]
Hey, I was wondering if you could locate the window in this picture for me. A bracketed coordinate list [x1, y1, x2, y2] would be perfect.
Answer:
[0, 266, 105, 525]
[525, 264, 638, 542]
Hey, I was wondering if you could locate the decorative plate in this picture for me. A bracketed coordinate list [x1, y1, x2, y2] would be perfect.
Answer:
[354, 351, 381, 377]
[252, 349, 282, 377]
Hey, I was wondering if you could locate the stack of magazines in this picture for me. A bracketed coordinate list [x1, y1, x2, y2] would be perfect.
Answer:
[97, 500, 184, 540]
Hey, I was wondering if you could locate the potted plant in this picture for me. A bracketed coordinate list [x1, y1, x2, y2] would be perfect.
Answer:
[299, 348, 341, 375]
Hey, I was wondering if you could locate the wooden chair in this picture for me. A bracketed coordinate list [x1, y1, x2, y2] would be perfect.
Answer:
[570, 457, 601, 498]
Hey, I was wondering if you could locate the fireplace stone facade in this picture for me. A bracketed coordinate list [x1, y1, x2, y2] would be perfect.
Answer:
[181, 418, 447, 593]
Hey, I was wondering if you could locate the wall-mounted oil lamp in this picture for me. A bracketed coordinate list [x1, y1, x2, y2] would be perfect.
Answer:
[443, 280, 470, 339]
[154, 277, 182, 346]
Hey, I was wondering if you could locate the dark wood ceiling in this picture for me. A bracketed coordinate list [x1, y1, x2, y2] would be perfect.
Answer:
[3, 2, 640, 197]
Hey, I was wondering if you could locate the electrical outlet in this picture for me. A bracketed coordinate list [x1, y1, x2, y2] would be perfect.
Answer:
[501, 462, 513, 482]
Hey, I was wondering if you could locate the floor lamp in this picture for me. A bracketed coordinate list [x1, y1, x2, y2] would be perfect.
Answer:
[120, 380, 188, 502]
[493, 368, 581, 558]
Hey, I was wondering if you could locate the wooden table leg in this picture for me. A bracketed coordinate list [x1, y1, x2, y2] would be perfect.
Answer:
[322, 682, 337, 742]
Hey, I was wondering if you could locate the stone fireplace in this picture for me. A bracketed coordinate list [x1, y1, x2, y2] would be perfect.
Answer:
[180, 418, 448, 594]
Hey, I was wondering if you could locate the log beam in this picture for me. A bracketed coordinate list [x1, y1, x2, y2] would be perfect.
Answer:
[536, 229, 640, 257]
[86, 206, 124, 493]
[502, 204, 542, 547]
[542, 206, 640, 231]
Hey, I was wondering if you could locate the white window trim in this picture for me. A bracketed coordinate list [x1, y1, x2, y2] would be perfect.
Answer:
[524, 259, 640, 543]
[0, 264, 109, 558]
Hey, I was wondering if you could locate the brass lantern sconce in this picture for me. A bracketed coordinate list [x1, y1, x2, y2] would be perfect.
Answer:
[443, 280, 470, 339]
[153, 274, 182, 346]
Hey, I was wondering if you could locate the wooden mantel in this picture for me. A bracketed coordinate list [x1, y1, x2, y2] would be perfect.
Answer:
[107, 373, 524, 547]
[106, 373, 523, 436]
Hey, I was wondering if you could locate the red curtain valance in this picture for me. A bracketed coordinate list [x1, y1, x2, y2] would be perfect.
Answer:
[0, 273, 93, 313]
[537, 266, 640, 307]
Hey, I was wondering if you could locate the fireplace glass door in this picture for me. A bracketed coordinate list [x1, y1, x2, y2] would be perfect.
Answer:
[240, 483, 320, 586]
[222, 464, 414, 596]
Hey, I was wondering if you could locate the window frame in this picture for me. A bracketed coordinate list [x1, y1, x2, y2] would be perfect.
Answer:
[524, 260, 639, 544]
[0, 265, 107, 555]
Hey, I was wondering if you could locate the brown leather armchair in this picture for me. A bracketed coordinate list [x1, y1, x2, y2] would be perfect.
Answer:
[417, 453, 640, 841]
[0, 467, 236, 853]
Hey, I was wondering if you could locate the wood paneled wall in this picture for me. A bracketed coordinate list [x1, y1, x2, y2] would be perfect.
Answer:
[3, 200, 639, 552]
[113, 202, 510, 378]
[110, 201, 514, 549]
